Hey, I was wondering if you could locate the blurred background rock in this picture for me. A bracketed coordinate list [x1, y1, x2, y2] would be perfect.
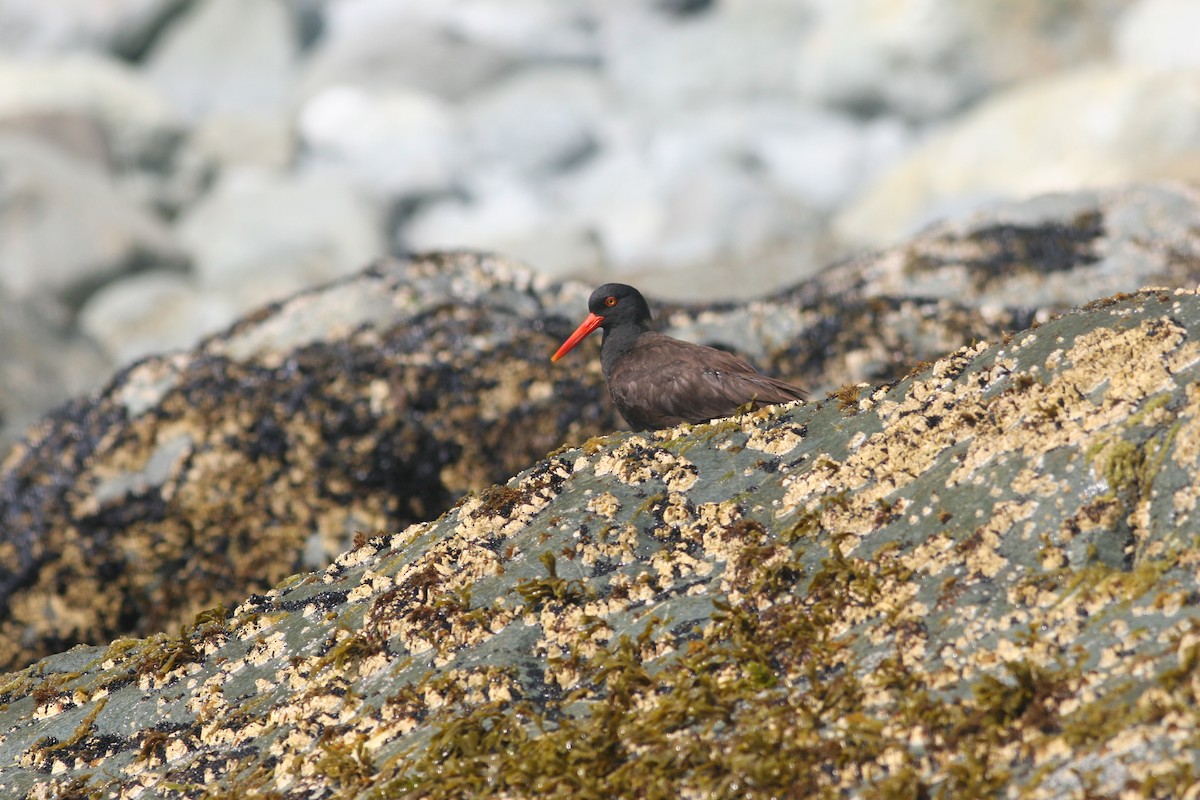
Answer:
[1, 0, 1197, 457]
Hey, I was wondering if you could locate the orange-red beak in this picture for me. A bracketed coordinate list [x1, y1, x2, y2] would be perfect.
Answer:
[551, 312, 604, 362]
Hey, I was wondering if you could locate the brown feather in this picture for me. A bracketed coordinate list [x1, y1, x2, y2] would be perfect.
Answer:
[607, 333, 805, 430]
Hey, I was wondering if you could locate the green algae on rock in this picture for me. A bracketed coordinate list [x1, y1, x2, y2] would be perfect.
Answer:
[3, 288, 1200, 797]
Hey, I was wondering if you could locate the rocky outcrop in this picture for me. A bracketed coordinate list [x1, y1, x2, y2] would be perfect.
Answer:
[0, 252, 607, 672]
[5, 181, 1200, 674]
[2, 286, 1198, 797]
[695, 182, 1200, 391]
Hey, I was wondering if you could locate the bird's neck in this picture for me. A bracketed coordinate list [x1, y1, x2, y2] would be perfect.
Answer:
[600, 322, 650, 378]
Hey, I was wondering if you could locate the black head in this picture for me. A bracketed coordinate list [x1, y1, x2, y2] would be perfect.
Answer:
[587, 283, 652, 329]
[551, 283, 654, 362]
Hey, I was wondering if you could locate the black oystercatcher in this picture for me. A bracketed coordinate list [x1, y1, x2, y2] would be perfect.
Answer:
[551, 283, 806, 430]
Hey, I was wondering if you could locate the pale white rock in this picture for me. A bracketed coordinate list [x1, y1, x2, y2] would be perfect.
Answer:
[836, 65, 1200, 248]
[77, 271, 238, 364]
[557, 126, 833, 298]
[191, 113, 295, 172]
[115, 132, 213, 219]
[748, 108, 912, 210]
[796, 0, 1122, 121]
[602, 0, 810, 116]
[1115, 0, 1200, 70]
[0, 54, 203, 215]
[297, 85, 459, 197]
[619, 216, 833, 303]
[401, 180, 601, 280]
[0, 54, 180, 160]
[144, 0, 298, 121]
[459, 68, 608, 180]
[0, 294, 111, 458]
[300, 0, 530, 102]
[796, 0, 976, 119]
[0, 0, 181, 55]
[0, 135, 181, 303]
[177, 169, 385, 304]
[447, 0, 597, 59]
[0, 111, 112, 168]
[560, 144, 665, 270]
[562, 110, 836, 266]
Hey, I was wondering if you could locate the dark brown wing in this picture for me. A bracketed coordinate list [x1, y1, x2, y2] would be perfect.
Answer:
[607, 333, 805, 430]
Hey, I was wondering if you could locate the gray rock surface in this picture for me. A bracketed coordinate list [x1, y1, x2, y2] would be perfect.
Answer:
[796, 0, 1123, 119]
[557, 115, 830, 276]
[458, 69, 608, 181]
[0, 298, 110, 453]
[759, 182, 1200, 390]
[177, 169, 385, 301]
[0, 0, 183, 56]
[298, 0, 536, 102]
[144, 0, 297, 122]
[400, 179, 603, 282]
[297, 85, 460, 197]
[1115, 0, 1200, 69]
[0, 53, 181, 168]
[603, 1, 810, 113]
[0, 135, 183, 305]
[2, 285, 1199, 797]
[822, 182, 1200, 311]
[75, 272, 237, 365]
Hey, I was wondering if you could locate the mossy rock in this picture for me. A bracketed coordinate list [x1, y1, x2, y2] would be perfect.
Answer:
[3, 288, 1200, 797]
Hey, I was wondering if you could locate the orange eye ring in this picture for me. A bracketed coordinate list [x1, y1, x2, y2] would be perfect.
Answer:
[605, 296, 617, 307]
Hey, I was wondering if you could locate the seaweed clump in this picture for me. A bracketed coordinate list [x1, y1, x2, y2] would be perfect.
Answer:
[379, 538, 1094, 799]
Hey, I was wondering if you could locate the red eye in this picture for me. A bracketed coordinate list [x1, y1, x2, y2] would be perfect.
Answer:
[605, 296, 617, 307]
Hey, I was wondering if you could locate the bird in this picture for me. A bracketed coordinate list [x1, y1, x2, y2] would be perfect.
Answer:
[551, 283, 806, 430]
